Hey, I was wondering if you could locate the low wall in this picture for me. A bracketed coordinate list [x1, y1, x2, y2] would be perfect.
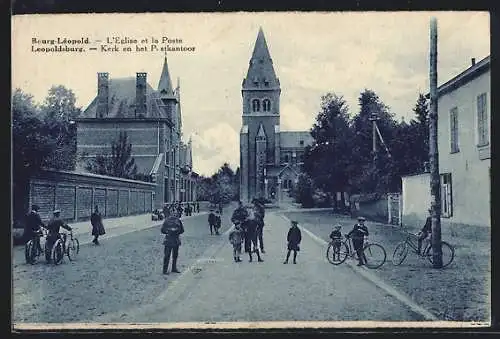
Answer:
[29, 169, 156, 223]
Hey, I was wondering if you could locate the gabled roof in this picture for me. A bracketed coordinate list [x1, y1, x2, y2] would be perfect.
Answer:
[280, 131, 314, 148]
[257, 123, 267, 139]
[243, 27, 280, 89]
[79, 77, 169, 120]
[266, 163, 299, 177]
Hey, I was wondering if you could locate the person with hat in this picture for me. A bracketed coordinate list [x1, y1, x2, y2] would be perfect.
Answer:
[90, 205, 105, 245]
[24, 204, 46, 253]
[329, 224, 343, 261]
[214, 209, 222, 235]
[161, 208, 185, 274]
[283, 220, 302, 264]
[208, 208, 217, 235]
[45, 209, 72, 263]
[346, 216, 369, 266]
[417, 208, 433, 255]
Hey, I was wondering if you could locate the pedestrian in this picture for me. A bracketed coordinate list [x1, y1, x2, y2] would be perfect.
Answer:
[214, 209, 222, 235]
[244, 204, 263, 262]
[231, 200, 248, 227]
[24, 204, 46, 253]
[346, 216, 369, 266]
[417, 208, 432, 255]
[228, 224, 244, 262]
[283, 220, 302, 264]
[218, 202, 223, 215]
[252, 198, 266, 253]
[162, 203, 169, 220]
[90, 205, 106, 245]
[177, 202, 184, 217]
[196, 202, 200, 213]
[46, 210, 73, 263]
[208, 209, 217, 235]
[329, 224, 343, 261]
[161, 209, 184, 275]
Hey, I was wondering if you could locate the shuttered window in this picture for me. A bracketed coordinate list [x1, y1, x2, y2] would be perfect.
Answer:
[450, 107, 459, 153]
[477, 93, 489, 146]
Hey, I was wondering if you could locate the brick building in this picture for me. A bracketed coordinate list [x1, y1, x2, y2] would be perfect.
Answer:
[75, 57, 197, 209]
[239, 28, 313, 203]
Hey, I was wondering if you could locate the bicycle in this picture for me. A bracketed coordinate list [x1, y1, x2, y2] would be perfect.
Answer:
[392, 231, 454, 268]
[25, 228, 47, 264]
[51, 230, 80, 265]
[326, 235, 387, 269]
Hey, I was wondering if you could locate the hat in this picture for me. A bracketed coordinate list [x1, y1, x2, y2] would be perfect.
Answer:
[334, 224, 342, 229]
[291, 220, 299, 225]
[357, 216, 366, 221]
[53, 209, 61, 214]
[31, 204, 39, 211]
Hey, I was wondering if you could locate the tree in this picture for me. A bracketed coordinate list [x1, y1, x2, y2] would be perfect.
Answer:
[293, 173, 315, 208]
[85, 131, 138, 179]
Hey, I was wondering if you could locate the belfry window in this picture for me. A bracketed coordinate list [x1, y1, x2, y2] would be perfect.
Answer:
[252, 99, 260, 112]
[263, 99, 271, 112]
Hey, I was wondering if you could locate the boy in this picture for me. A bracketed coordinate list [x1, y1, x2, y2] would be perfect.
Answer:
[329, 224, 343, 261]
[347, 216, 369, 266]
[228, 225, 244, 262]
[283, 220, 302, 264]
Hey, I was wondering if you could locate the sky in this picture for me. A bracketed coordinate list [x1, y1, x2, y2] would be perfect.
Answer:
[12, 12, 490, 176]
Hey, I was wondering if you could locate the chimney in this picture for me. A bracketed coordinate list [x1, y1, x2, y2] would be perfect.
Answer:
[96, 72, 109, 118]
[135, 72, 147, 118]
[471, 58, 476, 66]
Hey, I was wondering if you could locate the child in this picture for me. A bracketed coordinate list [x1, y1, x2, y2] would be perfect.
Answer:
[228, 225, 244, 262]
[329, 224, 343, 260]
[214, 210, 222, 235]
[208, 209, 216, 235]
[283, 220, 302, 264]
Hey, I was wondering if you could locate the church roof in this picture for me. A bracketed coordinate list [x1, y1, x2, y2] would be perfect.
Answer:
[158, 56, 176, 99]
[257, 123, 267, 138]
[280, 131, 314, 148]
[80, 77, 170, 119]
[243, 27, 280, 89]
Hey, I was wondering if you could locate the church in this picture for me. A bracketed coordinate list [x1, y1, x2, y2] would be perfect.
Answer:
[75, 56, 197, 209]
[239, 28, 314, 203]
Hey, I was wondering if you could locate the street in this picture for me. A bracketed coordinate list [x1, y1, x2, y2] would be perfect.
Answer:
[12, 207, 428, 324]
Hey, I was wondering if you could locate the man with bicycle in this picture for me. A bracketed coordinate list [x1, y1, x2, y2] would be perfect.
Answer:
[24, 204, 46, 254]
[45, 209, 73, 263]
[417, 208, 432, 255]
[346, 216, 369, 266]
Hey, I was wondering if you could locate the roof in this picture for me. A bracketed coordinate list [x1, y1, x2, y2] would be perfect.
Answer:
[79, 77, 171, 120]
[158, 56, 175, 98]
[242, 27, 280, 89]
[426, 55, 490, 98]
[257, 123, 267, 138]
[266, 164, 299, 177]
[280, 131, 314, 148]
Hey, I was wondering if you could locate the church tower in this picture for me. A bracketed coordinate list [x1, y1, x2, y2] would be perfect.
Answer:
[240, 27, 281, 202]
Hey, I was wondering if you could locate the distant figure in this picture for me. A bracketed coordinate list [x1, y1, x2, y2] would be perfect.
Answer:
[228, 224, 244, 263]
[161, 209, 184, 275]
[90, 205, 105, 245]
[417, 209, 432, 255]
[283, 220, 302, 264]
[218, 202, 223, 215]
[162, 203, 169, 219]
[196, 202, 200, 213]
[214, 210, 222, 235]
[208, 209, 217, 235]
[347, 216, 369, 266]
[177, 203, 183, 217]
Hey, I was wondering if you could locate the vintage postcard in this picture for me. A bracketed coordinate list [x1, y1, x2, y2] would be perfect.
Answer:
[11, 11, 491, 330]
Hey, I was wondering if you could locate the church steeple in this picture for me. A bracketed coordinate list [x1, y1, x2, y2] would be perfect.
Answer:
[158, 56, 175, 99]
[243, 27, 280, 89]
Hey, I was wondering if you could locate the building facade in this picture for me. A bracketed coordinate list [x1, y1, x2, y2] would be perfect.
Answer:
[402, 56, 490, 227]
[75, 57, 197, 210]
[239, 28, 314, 203]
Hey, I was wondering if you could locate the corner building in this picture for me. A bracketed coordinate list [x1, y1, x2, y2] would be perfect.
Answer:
[75, 57, 197, 210]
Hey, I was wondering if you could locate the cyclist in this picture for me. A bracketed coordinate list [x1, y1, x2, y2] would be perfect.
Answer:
[417, 208, 432, 255]
[346, 216, 369, 266]
[45, 209, 73, 263]
[24, 204, 46, 254]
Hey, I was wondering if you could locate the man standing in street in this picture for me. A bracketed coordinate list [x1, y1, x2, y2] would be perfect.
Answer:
[161, 209, 185, 275]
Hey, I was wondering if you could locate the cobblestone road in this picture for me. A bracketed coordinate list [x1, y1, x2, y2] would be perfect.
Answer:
[95, 212, 424, 323]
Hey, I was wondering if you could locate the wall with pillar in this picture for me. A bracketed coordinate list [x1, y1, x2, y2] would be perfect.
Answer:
[29, 169, 156, 223]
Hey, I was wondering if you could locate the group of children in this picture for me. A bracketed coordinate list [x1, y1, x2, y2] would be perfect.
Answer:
[207, 209, 222, 235]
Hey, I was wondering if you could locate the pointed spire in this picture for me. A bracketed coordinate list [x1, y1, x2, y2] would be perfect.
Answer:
[243, 27, 279, 89]
[256, 123, 267, 139]
[158, 56, 175, 98]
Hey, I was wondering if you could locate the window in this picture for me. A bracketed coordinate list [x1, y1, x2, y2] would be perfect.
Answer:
[440, 173, 453, 218]
[252, 99, 260, 112]
[299, 140, 304, 146]
[450, 107, 459, 153]
[477, 93, 489, 146]
[262, 99, 271, 112]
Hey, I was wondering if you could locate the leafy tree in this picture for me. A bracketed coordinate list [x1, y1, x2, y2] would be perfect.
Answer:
[85, 131, 138, 179]
[293, 173, 315, 208]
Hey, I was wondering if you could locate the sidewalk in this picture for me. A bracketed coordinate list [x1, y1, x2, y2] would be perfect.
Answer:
[282, 209, 491, 322]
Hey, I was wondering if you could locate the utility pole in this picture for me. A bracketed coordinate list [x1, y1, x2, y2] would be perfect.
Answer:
[429, 17, 443, 268]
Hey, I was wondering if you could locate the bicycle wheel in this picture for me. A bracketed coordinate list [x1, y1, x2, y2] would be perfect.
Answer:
[425, 241, 455, 268]
[326, 241, 349, 265]
[67, 238, 80, 261]
[363, 243, 387, 269]
[51, 239, 64, 265]
[25, 240, 34, 264]
[392, 242, 408, 266]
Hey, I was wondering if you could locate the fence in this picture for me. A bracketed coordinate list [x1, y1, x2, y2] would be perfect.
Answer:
[28, 169, 156, 223]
